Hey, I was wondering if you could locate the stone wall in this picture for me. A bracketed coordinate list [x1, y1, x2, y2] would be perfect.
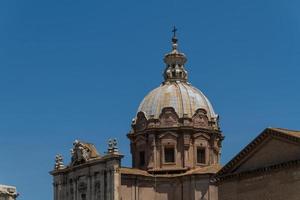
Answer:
[218, 165, 300, 200]
[120, 174, 217, 200]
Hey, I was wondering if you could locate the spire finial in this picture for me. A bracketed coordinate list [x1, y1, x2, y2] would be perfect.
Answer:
[171, 26, 178, 45]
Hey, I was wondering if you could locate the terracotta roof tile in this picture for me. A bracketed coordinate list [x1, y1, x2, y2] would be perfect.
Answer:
[119, 167, 152, 176]
[184, 164, 222, 175]
[120, 165, 221, 178]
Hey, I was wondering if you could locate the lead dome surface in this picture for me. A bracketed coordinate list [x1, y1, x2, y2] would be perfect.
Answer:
[137, 81, 217, 120]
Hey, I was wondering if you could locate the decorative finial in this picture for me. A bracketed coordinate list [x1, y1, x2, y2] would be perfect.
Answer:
[113, 138, 119, 153]
[54, 154, 65, 170]
[108, 139, 113, 153]
[172, 26, 177, 39]
[171, 26, 178, 49]
[107, 138, 119, 154]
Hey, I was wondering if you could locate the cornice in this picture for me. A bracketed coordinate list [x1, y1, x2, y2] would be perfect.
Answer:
[215, 159, 300, 184]
[50, 154, 123, 176]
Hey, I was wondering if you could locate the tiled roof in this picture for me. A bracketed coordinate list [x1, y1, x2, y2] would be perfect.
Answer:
[120, 164, 221, 178]
[184, 164, 222, 175]
[119, 167, 152, 176]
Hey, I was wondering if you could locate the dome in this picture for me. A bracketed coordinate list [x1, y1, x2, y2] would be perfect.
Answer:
[134, 29, 218, 125]
[137, 81, 217, 120]
[129, 29, 223, 174]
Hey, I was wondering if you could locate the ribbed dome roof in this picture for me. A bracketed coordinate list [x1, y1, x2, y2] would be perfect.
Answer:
[136, 29, 218, 122]
[137, 81, 217, 120]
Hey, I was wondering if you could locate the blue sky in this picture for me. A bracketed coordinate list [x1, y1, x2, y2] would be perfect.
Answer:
[0, 0, 300, 199]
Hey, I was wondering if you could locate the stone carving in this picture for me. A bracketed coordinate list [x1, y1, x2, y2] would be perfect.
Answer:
[159, 107, 179, 127]
[71, 140, 91, 165]
[193, 109, 209, 128]
[78, 182, 87, 193]
[54, 154, 65, 170]
[134, 112, 148, 131]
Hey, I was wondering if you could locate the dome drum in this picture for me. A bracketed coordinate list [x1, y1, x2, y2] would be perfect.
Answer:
[132, 107, 219, 132]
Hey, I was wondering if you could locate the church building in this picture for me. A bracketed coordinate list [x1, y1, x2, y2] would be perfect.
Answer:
[216, 128, 300, 200]
[50, 30, 300, 200]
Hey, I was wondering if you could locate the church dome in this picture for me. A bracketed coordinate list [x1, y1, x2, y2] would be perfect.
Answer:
[129, 29, 223, 173]
[135, 30, 218, 123]
[138, 82, 217, 120]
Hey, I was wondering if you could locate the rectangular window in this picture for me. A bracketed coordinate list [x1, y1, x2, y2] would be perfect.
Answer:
[164, 147, 175, 163]
[197, 148, 206, 164]
[139, 151, 145, 166]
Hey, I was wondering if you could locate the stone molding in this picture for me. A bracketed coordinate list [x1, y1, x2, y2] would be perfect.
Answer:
[132, 107, 220, 132]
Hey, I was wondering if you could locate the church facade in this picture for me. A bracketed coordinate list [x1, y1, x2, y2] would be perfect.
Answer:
[50, 32, 300, 200]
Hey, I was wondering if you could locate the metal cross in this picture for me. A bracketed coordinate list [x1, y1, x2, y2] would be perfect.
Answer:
[172, 26, 177, 38]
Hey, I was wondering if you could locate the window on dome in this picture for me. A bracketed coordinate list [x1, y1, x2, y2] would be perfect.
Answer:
[164, 146, 175, 163]
[172, 71, 176, 77]
[139, 151, 145, 166]
[197, 148, 206, 164]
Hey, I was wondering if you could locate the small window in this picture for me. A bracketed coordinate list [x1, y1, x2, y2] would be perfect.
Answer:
[197, 148, 206, 164]
[139, 151, 145, 166]
[164, 146, 175, 163]
[81, 194, 86, 200]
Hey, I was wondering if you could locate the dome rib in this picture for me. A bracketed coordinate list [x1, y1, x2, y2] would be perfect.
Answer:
[174, 82, 184, 117]
[180, 82, 194, 117]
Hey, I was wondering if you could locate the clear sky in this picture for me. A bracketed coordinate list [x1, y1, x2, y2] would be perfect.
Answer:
[0, 0, 299, 199]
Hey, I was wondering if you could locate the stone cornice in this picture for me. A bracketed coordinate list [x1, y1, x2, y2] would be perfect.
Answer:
[50, 154, 123, 176]
[215, 159, 300, 184]
[128, 127, 223, 139]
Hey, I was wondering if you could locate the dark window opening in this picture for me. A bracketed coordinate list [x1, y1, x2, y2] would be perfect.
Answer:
[197, 148, 206, 164]
[172, 71, 176, 77]
[81, 194, 86, 200]
[164, 147, 175, 163]
[139, 151, 145, 166]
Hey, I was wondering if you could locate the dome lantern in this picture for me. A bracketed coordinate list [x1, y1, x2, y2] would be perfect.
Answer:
[163, 27, 188, 83]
